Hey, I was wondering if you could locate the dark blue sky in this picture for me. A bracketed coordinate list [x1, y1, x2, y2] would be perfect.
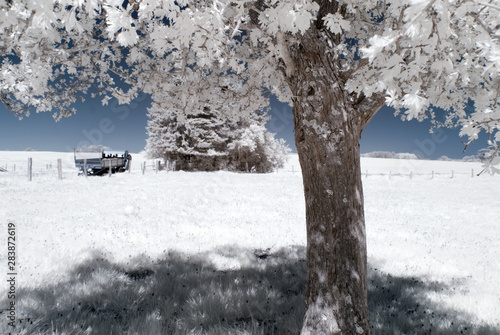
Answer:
[0, 94, 486, 159]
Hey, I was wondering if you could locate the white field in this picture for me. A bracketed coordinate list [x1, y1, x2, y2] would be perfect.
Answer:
[0, 151, 499, 333]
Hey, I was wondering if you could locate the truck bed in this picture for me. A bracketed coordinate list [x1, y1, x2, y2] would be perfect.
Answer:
[74, 151, 131, 175]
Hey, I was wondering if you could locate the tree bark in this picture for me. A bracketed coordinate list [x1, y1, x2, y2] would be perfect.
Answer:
[295, 101, 370, 334]
[281, 25, 385, 334]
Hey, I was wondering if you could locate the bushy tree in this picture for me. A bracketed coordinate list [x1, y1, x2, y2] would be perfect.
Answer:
[146, 103, 289, 172]
[146, 104, 229, 170]
[1, 1, 498, 333]
[361, 151, 420, 159]
[228, 122, 291, 172]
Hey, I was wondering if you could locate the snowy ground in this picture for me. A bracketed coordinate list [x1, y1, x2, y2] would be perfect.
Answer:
[0, 151, 499, 334]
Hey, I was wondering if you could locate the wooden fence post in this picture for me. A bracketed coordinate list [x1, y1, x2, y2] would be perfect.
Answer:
[109, 162, 112, 177]
[57, 159, 62, 180]
[156, 160, 160, 173]
[142, 161, 145, 175]
[83, 159, 87, 177]
[28, 157, 32, 181]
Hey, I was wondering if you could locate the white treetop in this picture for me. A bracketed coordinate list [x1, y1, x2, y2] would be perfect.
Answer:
[146, 101, 290, 172]
[146, 104, 230, 159]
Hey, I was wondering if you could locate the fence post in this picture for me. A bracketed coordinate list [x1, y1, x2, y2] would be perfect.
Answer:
[451, 170, 454, 179]
[142, 161, 146, 175]
[471, 169, 474, 178]
[14, 164, 16, 172]
[109, 162, 112, 177]
[83, 159, 87, 177]
[409, 171, 413, 179]
[28, 157, 32, 181]
[156, 160, 160, 173]
[57, 159, 62, 180]
[173, 160, 177, 171]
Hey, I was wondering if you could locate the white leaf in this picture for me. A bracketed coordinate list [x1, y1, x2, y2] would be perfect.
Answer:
[323, 13, 350, 34]
[402, 92, 429, 120]
[116, 29, 139, 47]
[361, 34, 396, 62]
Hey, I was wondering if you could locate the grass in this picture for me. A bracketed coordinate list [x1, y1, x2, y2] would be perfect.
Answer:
[367, 269, 498, 335]
[1, 246, 499, 335]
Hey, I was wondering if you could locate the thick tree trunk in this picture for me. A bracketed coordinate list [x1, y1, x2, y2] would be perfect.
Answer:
[280, 24, 385, 334]
[294, 100, 369, 334]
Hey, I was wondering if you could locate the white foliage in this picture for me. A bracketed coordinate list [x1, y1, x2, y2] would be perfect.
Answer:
[0, 0, 498, 170]
[360, 34, 397, 63]
[146, 103, 290, 172]
[323, 13, 351, 34]
[361, 151, 420, 160]
[228, 122, 291, 172]
[402, 92, 429, 120]
[259, 1, 319, 35]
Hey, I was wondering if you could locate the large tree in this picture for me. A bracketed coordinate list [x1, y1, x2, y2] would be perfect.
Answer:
[146, 104, 231, 171]
[146, 103, 290, 172]
[1, 0, 498, 333]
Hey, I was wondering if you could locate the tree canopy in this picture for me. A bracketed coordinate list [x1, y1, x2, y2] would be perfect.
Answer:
[1, 1, 498, 171]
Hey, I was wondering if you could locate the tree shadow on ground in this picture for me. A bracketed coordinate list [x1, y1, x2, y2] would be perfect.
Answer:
[1, 246, 498, 335]
[367, 268, 499, 335]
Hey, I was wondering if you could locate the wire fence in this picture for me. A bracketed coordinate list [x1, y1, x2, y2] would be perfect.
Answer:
[0, 158, 172, 180]
[283, 165, 484, 179]
[361, 170, 478, 179]
[0, 160, 491, 180]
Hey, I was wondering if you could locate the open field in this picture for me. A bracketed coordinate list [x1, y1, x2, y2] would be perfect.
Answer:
[0, 151, 499, 334]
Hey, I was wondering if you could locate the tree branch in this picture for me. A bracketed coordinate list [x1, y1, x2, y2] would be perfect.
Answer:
[276, 31, 296, 78]
[468, 12, 500, 40]
[474, 1, 500, 11]
[17, 10, 36, 43]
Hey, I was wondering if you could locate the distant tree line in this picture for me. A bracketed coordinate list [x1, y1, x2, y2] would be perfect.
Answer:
[362, 151, 488, 162]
